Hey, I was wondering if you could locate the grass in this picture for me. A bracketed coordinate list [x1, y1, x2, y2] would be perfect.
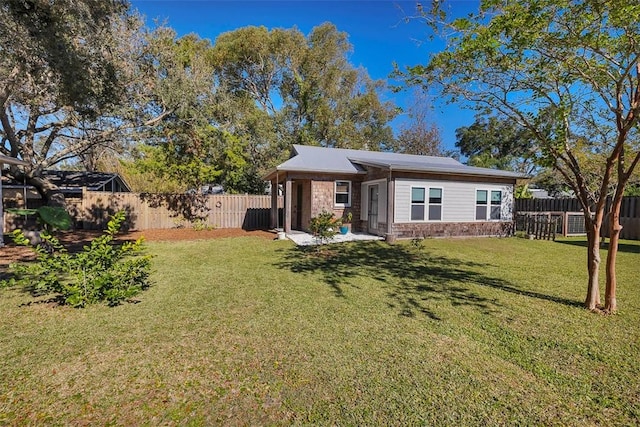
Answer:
[0, 235, 639, 425]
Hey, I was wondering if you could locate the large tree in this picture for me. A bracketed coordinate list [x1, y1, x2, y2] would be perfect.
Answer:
[134, 23, 399, 193]
[456, 115, 537, 174]
[401, 0, 640, 312]
[0, 0, 135, 204]
[388, 89, 444, 156]
[210, 23, 397, 167]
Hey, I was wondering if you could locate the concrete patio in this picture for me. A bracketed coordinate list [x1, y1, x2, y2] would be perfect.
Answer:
[285, 230, 383, 246]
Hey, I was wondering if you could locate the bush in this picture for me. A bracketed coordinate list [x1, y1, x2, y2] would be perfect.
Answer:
[309, 211, 340, 246]
[3, 211, 152, 307]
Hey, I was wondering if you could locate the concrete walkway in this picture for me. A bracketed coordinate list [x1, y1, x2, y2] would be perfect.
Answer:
[286, 230, 383, 246]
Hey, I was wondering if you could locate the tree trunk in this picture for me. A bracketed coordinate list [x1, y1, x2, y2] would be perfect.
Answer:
[26, 175, 66, 208]
[584, 218, 601, 310]
[605, 196, 624, 313]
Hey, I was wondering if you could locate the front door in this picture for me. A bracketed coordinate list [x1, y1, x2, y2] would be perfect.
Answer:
[368, 184, 379, 232]
[295, 183, 303, 229]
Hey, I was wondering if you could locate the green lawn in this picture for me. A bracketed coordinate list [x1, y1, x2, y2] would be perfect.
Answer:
[1, 236, 638, 425]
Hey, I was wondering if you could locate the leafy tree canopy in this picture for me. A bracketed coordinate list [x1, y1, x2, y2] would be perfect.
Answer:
[387, 89, 444, 156]
[455, 115, 537, 174]
[0, 0, 137, 204]
[399, 0, 640, 312]
[131, 23, 398, 193]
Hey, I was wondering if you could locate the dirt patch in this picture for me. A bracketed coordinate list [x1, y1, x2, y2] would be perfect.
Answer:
[0, 228, 277, 268]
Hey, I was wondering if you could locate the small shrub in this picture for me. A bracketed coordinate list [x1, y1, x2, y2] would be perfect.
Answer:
[3, 211, 152, 308]
[191, 219, 214, 231]
[309, 211, 340, 246]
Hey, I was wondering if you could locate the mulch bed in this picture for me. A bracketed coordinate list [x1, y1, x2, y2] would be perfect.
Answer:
[0, 228, 278, 268]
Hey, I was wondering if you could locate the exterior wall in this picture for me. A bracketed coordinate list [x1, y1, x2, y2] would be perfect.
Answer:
[292, 180, 313, 230]
[311, 180, 335, 218]
[285, 172, 362, 232]
[394, 178, 514, 223]
[301, 180, 312, 231]
[392, 221, 514, 239]
[360, 178, 389, 236]
[279, 169, 516, 238]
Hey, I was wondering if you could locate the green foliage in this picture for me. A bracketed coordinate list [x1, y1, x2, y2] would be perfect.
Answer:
[210, 23, 397, 164]
[7, 206, 72, 232]
[3, 211, 152, 308]
[343, 211, 353, 224]
[624, 184, 640, 197]
[386, 89, 444, 156]
[456, 115, 538, 174]
[401, 0, 640, 311]
[133, 23, 396, 194]
[402, 0, 640, 202]
[0, 1, 144, 203]
[191, 219, 214, 231]
[309, 211, 340, 246]
[514, 184, 533, 199]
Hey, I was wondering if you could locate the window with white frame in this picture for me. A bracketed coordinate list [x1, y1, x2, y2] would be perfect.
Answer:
[411, 187, 425, 220]
[476, 189, 502, 220]
[334, 180, 351, 207]
[476, 190, 488, 220]
[411, 187, 442, 221]
[428, 188, 442, 220]
[490, 190, 502, 220]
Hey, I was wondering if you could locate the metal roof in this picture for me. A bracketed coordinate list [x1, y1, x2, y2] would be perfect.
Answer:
[2, 170, 132, 192]
[264, 145, 525, 180]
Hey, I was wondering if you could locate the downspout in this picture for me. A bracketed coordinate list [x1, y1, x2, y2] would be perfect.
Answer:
[386, 167, 395, 242]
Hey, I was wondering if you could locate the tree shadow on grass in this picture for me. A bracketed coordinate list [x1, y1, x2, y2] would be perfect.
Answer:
[275, 241, 582, 320]
[554, 239, 640, 254]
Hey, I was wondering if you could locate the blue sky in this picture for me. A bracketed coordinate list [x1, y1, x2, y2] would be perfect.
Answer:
[130, 0, 480, 152]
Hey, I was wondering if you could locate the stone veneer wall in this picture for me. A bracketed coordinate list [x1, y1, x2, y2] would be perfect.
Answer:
[310, 180, 335, 217]
[309, 179, 361, 231]
[392, 221, 514, 239]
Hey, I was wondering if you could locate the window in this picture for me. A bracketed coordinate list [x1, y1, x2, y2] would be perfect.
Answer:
[476, 190, 487, 220]
[411, 187, 442, 221]
[428, 188, 442, 220]
[335, 180, 351, 207]
[490, 190, 502, 220]
[411, 187, 425, 220]
[476, 189, 502, 220]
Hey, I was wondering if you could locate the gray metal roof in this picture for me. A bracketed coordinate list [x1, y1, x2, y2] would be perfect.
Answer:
[265, 145, 525, 180]
[2, 170, 132, 192]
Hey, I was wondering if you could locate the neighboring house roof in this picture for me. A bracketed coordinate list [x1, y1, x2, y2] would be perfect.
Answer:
[2, 170, 131, 193]
[529, 189, 551, 199]
[264, 145, 526, 180]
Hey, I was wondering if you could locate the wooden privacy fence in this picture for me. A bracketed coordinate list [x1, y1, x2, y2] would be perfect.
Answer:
[515, 196, 640, 240]
[516, 196, 640, 217]
[77, 191, 284, 230]
[3, 191, 284, 231]
[515, 211, 587, 237]
[517, 214, 559, 240]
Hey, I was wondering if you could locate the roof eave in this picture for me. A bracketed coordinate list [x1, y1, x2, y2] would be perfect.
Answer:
[388, 165, 523, 179]
[264, 166, 366, 180]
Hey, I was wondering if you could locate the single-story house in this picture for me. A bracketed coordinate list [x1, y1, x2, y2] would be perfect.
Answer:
[264, 145, 526, 239]
[2, 170, 131, 208]
[0, 155, 29, 246]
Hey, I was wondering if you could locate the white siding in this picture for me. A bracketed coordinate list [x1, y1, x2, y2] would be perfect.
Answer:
[394, 178, 514, 223]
